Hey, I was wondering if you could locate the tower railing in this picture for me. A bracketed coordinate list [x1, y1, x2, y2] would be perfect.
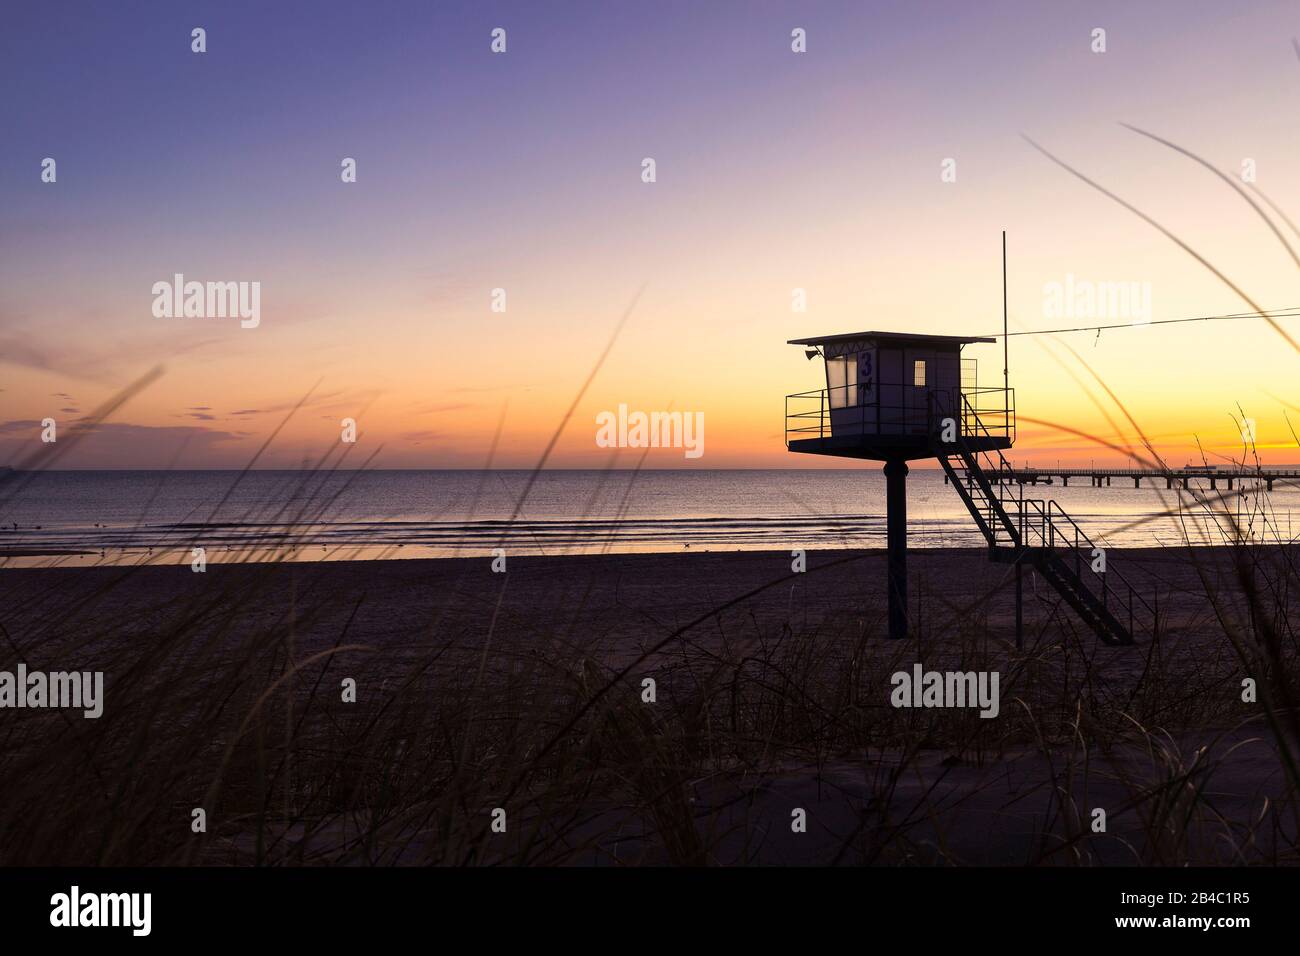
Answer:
[785, 384, 1015, 447]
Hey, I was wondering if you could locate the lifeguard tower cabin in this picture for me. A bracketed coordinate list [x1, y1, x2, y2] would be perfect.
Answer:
[785, 329, 1148, 646]
[785, 331, 1010, 459]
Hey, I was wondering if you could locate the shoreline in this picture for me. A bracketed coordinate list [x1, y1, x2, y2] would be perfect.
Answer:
[3, 537, 1292, 567]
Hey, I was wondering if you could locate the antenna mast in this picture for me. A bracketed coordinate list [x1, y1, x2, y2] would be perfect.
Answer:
[1002, 230, 1008, 395]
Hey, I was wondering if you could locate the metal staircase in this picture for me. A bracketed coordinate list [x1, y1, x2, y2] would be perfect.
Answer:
[936, 396, 1154, 646]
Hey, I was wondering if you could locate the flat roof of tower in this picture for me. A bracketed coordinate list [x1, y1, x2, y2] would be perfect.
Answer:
[787, 331, 996, 347]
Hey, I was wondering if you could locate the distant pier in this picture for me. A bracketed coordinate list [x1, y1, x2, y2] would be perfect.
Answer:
[943, 467, 1300, 492]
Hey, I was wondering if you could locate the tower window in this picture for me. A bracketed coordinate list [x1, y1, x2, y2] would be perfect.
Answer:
[913, 359, 926, 387]
[826, 355, 859, 408]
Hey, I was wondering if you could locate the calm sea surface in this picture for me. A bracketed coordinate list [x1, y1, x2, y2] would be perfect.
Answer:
[0, 469, 1295, 566]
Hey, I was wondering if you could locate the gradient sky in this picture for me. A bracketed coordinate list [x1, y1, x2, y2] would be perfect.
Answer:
[2, 0, 1299, 468]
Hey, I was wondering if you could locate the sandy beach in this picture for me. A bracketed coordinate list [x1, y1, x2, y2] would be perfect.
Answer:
[2, 544, 1268, 654]
[3, 544, 1297, 865]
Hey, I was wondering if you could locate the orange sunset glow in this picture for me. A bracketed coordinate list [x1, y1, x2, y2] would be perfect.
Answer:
[3, 2, 1298, 470]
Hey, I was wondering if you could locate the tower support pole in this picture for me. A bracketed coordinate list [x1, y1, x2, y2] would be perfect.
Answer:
[884, 457, 909, 640]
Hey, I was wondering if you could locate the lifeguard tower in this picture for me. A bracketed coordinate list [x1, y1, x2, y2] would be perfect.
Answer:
[785, 329, 1152, 646]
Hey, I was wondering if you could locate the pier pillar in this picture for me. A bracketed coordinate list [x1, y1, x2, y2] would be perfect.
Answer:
[884, 457, 909, 641]
[1210, 478, 1216, 490]
[1133, 477, 1140, 488]
[1267, 479, 1274, 492]
[1062, 476, 1069, 487]
[1106, 476, 1111, 486]
[1228, 477, 1234, 490]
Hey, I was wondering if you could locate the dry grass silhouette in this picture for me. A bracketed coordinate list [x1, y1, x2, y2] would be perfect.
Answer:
[1, 134, 1298, 866]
